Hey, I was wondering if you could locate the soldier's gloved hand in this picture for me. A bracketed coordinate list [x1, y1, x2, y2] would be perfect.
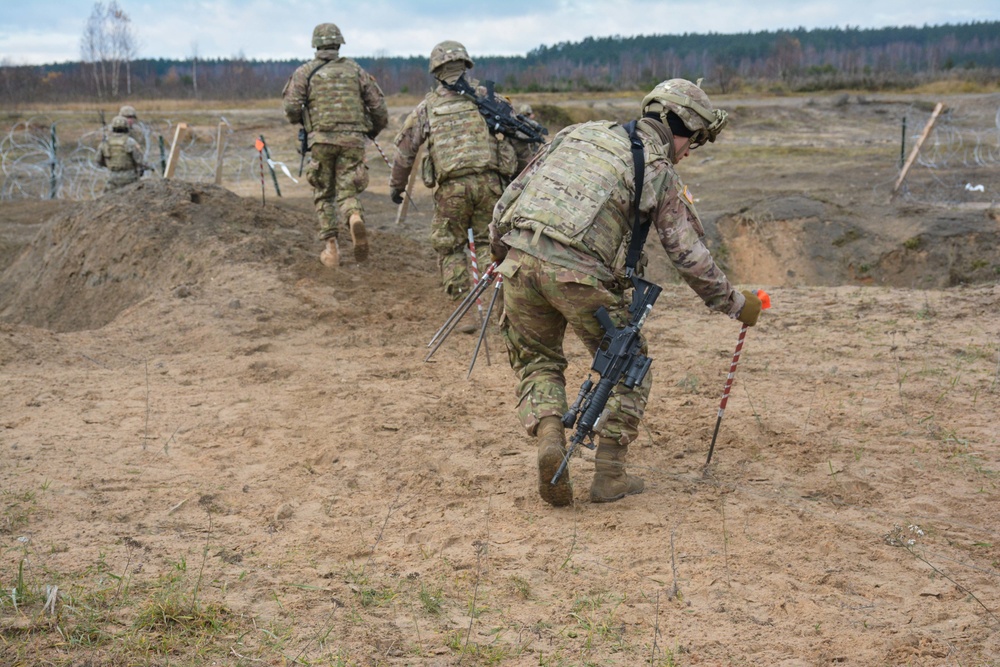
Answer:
[737, 290, 763, 326]
[366, 129, 380, 140]
[488, 222, 508, 263]
[390, 188, 404, 205]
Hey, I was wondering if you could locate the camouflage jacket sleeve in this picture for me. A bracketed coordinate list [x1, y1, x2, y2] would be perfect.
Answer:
[128, 138, 144, 169]
[389, 100, 429, 191]
[360, 70, 389, 135]
[652, 166, 744, 316]
[281, 61, 313, 126]
[96, 141, 108, 168]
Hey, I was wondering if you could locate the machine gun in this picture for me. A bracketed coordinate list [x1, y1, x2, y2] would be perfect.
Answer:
[552, 275, 662, 484]
[444, 75, 548, 144]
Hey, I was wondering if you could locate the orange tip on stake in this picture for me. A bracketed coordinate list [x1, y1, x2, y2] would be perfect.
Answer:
[254, 138, 264, 151]
[757, 289, 771, 310]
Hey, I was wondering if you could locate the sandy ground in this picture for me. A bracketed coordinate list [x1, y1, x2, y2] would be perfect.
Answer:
[1, 92, 1000, 666]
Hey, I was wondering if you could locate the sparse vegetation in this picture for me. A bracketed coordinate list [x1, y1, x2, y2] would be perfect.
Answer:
[2, 82, 999, 666]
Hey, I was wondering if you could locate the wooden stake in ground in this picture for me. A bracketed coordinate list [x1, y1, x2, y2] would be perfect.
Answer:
[213, 122, 225, 185]
[163, 123, 187, 179]
[891, 102, 944, 201]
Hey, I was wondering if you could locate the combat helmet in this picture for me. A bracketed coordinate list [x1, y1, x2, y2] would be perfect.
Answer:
[429, 40, 473, 74]
[110, 115, 129, 132]
[641, 79, 728, 148]
[312, 23, 345, 49]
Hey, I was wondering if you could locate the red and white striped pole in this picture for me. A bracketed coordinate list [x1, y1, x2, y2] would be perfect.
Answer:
[705, 290, 771, 468]
[467, 228, 491, 366]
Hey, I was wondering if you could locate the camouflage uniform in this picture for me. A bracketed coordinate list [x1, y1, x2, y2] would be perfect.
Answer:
[282, 27, 388, 246]
[118, 105, 144, 147]
[97, 117, 144, 191]
[390, 44, 520, 298]
[493, 118, 745, 444]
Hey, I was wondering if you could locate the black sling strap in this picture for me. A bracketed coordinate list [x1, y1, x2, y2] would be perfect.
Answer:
[304, 59, 332, 103]
[622, 120, 648, 278]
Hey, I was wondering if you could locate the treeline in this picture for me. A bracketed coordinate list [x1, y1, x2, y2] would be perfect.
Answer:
[2, 22, 998, 105]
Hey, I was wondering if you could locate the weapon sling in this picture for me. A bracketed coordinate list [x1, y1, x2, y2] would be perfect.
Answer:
[298, 59, 331, 176]
[552, 120, 654, 483]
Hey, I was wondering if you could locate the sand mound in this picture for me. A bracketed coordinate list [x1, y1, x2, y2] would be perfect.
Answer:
[709, 195, 1000, 288]
[0, 180, 318, 332]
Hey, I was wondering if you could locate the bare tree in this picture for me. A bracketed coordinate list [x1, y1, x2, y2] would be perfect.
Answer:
[80, 2, 108, 98]
[79, 1, 138, 99]
[772, 34, 804, 82]
[109, 1, 138, 96]
[190, 40, 199, 98]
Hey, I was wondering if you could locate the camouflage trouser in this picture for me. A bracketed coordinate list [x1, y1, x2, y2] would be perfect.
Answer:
[104, 170, 139, 191]
[432, 171, 504, 299]
[306, 142, 369, 241]
[499, 250, 651, 445]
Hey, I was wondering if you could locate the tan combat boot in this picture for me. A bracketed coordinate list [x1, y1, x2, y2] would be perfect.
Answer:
[537, 416, 573, 507]
[349, 213, 369, 262]
[320, 238, 340, 267]
[590, 439, 645, 503]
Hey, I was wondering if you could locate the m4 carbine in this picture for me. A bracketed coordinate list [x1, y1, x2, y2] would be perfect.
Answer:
[553, 275, 662, 484]
[297, 103, 312, 177]
[297, 126, 308, 177]
[445, 75, 548, 144]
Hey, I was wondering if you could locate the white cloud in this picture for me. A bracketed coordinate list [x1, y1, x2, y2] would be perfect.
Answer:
[1, 0, 998, 64]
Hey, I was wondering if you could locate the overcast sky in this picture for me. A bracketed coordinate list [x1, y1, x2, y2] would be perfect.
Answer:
[2, 0, 998, 65]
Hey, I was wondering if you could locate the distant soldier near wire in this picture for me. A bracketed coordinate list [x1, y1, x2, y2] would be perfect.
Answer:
[118, 105, 140, 137]
[282, 22, 389, 267]
[96, 115, 147, 192]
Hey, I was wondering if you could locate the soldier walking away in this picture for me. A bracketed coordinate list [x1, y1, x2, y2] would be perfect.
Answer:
[118, 105, 139, 130]
[282, 22, 389, 268]
[489, 79, 764, 507]
[96, 115, 146, 192]
[388, 40, 522, 299]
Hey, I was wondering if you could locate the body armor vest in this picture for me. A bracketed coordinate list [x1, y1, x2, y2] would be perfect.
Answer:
[426, 91, 495, 183]
[102, 135, 137, 171]
[308, 58, 369, 133]
[507, 122, 635, 269]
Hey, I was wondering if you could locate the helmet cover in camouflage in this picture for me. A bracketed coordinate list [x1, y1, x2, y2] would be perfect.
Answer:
[429, 40, 473, 73]
[312, 23, 345, 48]
[519, 103, 533, 116]
[111, 115, 129, 132]
[640, 79, 728, 148]
[118, 105, 137, 118]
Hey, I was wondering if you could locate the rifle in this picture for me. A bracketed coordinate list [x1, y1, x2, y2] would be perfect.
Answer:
[553, 275, 662, 484]
[444, 75, 548, 144]
[297, 102, 313, 177]
[297, 123, 309, 177]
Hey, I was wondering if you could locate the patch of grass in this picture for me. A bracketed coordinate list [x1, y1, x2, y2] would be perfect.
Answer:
[507, 575, 531, 600]
[1, 488, 39, 535]
[675, 374, 699, 393]
[569, 592, 627, 650]
[445, 631, 511, 665]
[418, 583, 444, 615]
[903, 236, 923, 250]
